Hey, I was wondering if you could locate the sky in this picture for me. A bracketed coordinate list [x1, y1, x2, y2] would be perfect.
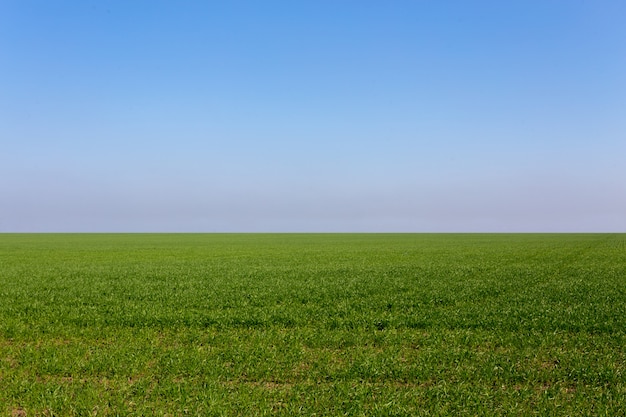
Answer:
[1, 1, 625, 232]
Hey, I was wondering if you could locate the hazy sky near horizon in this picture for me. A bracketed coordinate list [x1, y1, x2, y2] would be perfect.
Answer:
[2, 1, 625, 232]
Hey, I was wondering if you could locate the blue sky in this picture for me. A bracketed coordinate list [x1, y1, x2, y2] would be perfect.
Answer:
[1, 1, 625, 232]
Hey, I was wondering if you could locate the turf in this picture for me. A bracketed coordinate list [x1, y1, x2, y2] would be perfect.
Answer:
[0, 233, 624, 416]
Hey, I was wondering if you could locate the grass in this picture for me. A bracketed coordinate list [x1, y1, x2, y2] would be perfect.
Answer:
[0, 233, 624, 416]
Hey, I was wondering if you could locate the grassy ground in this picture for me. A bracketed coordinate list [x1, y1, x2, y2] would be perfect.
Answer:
[0, 233, 624, 416]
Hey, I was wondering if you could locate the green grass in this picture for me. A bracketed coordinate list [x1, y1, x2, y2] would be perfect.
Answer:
[1, 233, 625, 416]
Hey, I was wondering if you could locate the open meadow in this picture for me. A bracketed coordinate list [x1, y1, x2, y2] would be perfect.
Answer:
[0, 233, 625, 416]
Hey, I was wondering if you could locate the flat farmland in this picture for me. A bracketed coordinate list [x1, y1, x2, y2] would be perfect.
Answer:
[0, 233, 624, 416]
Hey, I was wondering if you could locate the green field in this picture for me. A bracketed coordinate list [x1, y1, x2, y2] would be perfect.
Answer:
[1, 234, 624, 416]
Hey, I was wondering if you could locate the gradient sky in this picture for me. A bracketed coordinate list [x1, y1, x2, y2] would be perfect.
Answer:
[2, 1, 625, 232]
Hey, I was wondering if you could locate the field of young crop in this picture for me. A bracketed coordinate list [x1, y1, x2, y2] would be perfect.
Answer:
[0, 233, 624, 416]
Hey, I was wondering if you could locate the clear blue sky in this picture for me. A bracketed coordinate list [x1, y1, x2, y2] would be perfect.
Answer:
[2, 1, 625, 232]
